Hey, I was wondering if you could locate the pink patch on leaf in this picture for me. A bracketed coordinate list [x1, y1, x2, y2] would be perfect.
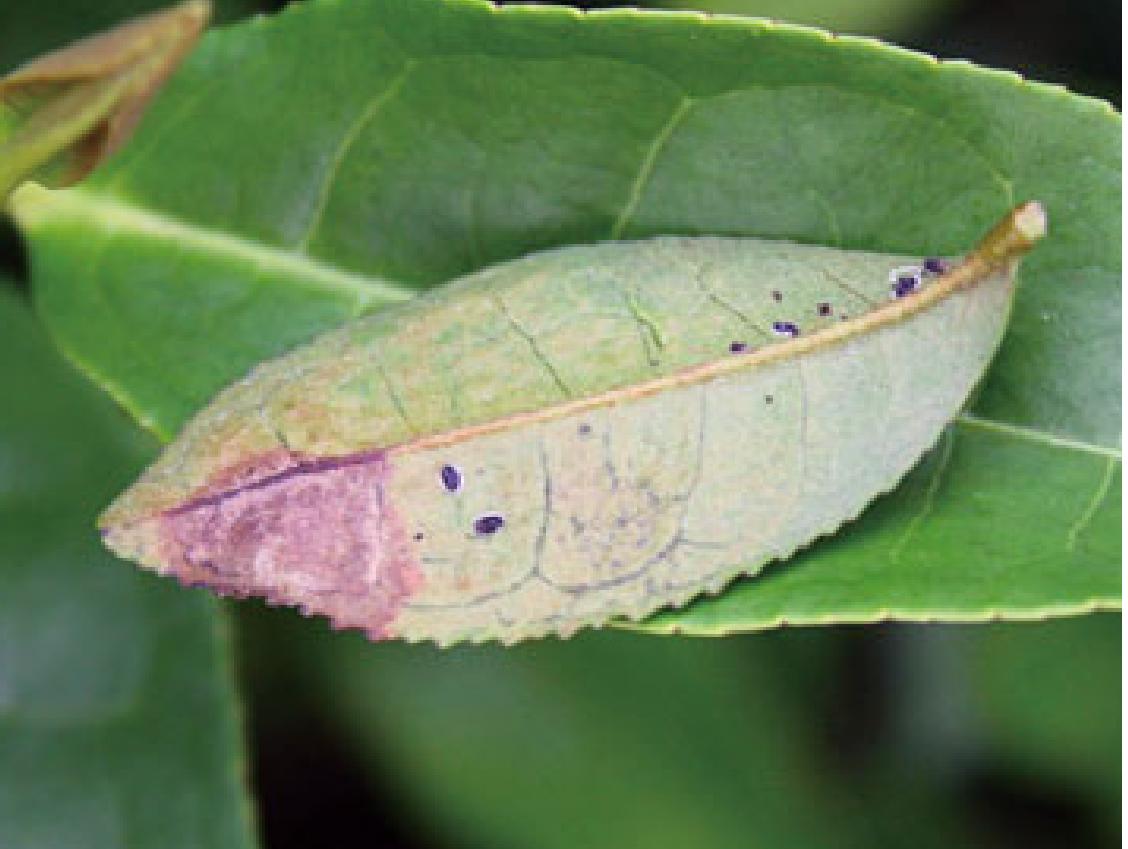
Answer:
[159, 451, 421, 639]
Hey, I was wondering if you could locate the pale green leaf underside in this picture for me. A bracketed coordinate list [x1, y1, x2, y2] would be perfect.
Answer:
[12, 0, 1120, 634]
[102, 231, 1020, 643]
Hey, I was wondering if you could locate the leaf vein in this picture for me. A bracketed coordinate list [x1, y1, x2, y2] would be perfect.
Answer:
[17, 186, 416, 306]
[489, 293, 573, 398]
[889, 426, 955, 565]
[956, 414, 1121, 460]
[295, 59, 417, 253]
[1066, 455, 1118, 552]
[609, 94, 694, 239]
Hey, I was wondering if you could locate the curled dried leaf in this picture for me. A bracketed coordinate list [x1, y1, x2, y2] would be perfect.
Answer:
[101, 203, 1046, 645]
[0, 0, 210, 199]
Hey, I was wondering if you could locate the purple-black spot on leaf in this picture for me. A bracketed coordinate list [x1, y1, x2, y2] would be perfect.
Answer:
[729, 341, 748, 353]
[474, 514, 505, 536]
[923, 257, 951, 275]
[817, 302, 832, 317]
[440, 463, 462, 492]
[771, 290, 782, 302]
[892, 276, 918, 298]
[772, 321, 799, 338]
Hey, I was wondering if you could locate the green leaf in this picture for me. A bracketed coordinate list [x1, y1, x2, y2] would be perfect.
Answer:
[0, 285, 255, 849]
[647, 0, 949, 38]
[9, 0, 1120, 633]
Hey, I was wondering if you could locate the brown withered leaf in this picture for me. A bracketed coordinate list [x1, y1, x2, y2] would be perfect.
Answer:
[0, 0, 210, 199]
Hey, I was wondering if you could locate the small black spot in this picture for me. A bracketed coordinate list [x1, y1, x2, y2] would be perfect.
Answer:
[578, 423, 592, 436]
[413, 532, 425, 542]
[771, 290, 782, 302]
[923, 257, 950, 275]
[772, 321, 800, 338]
[817, 302, 832, 317]
[473, 514, 505, 536]
[729, 341, 748, 353]
[891, 276, 918, 298]
[765, 394, 774, 404]
[440, 464, 462, 492]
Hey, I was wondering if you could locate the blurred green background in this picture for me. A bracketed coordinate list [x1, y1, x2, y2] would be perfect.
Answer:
[0, 1, 1119, 848]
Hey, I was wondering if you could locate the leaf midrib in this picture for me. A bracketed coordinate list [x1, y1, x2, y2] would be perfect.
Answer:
[9, 182, 417, 306]
[13, 182, 1119, 463]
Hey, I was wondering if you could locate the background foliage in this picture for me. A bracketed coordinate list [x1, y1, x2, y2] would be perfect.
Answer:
[0, 0, 1119, 848]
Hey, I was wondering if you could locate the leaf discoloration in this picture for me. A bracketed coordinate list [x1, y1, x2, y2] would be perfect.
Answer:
[109, 449, 423, 639]
[100, 204, 1044, 644]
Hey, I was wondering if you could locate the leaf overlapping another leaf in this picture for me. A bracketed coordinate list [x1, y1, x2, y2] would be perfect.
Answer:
[6, 0, 1120, 632]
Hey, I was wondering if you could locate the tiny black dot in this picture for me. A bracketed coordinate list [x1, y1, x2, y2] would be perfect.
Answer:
[729, 341, 748, 353]
[413, 532, 425, 542]
[817, 302, 832, 317]
[765, 395, 774, 404]
[771, 290, 782, 302]
[578, 423, 592, 436]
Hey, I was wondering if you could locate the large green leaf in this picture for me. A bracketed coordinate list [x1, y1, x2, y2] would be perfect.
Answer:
[0, 285, 255, 849]
[8, 0, 1120, 633]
